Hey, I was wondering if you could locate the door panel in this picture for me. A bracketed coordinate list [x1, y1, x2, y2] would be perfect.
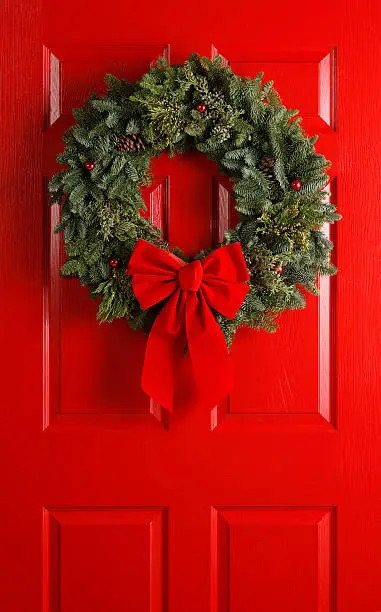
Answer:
[43, 507, 167, 612]
[1, 1, 381, 611]
[229, 49, 337, 132]
[212, 507, 335, 612]
[44, 45, 170, 130]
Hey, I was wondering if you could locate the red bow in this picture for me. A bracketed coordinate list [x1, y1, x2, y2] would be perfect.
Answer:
[127, 239, 249, 411]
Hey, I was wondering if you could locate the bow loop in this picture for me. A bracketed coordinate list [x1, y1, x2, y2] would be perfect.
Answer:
[127, 239, 249, 410]
[201, 242, 250, 319]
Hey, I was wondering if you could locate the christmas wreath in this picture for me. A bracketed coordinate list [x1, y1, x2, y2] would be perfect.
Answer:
[48, 53, 340, 410]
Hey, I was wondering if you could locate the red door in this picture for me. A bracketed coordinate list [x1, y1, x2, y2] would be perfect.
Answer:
[1, 1, 381, 611]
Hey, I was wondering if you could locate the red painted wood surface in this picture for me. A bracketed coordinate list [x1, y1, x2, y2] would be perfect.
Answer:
[1, 1, 381, 610]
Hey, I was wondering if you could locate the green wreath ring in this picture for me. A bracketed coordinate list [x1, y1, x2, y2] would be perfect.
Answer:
[48, 53, 340, 346]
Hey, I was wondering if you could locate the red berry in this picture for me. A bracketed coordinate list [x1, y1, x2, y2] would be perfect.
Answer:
[84, 160, 95, 170]
[291, 179, 302, 191]
[109, 257, 119, 268]
[196, 103, 207, 113]
[275, 265, 283, 275]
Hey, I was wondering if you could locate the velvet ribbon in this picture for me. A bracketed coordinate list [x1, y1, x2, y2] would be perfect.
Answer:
[127, 239, 249, 411]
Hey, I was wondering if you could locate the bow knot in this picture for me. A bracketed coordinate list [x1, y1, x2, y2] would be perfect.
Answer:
[127, 239, 249, 411]
[178, 260, 203, 292]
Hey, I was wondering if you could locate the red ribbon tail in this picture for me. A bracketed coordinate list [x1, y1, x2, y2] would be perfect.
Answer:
[140, 291, 233, 411]
[186, 293, 233, 409]
[141, 291, 186, 411]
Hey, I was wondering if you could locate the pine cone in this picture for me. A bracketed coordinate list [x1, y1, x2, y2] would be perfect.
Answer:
[117, 134, 146, 152]
[259, 155, 275, 177]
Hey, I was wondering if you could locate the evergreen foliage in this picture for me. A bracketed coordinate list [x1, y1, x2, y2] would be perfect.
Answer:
[49, 53, 340, 345]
